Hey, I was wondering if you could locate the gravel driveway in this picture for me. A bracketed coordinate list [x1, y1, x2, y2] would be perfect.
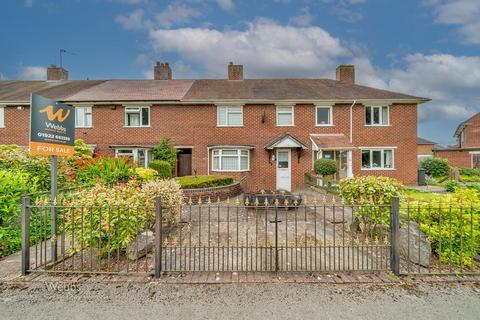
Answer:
[1, 281, 479, 320]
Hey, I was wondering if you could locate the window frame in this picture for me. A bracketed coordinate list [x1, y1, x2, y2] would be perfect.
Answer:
[365, 105, 389, 126]
[360, 148, 395, 170]
[211, 148, 250, 172]
[276, 105, 294, 127]
[114, 148, 151, 168]
[75, 106, 93, 128]
[217, 105, 244, 127]
[315, 105, 333, 126]
[124, 106, 150, 128]
[0, 106, 4, 128]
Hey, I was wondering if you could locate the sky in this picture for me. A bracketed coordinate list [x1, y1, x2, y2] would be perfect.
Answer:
[0, 0, 479, 146]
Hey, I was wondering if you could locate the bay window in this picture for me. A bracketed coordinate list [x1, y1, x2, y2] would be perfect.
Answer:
[361, 149, 394, 169]
[212, 149, 249, 171]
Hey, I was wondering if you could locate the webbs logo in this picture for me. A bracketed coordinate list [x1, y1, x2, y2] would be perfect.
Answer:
[39, 105, 71, 122]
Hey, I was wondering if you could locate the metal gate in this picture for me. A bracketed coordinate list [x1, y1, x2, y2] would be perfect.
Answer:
[157, 198, 393, 273]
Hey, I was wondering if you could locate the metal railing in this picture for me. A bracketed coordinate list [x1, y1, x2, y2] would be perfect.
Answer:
[20, 195, 480, 276]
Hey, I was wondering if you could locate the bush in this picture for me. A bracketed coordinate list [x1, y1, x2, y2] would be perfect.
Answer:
[459, 168, 480, 177]
[152, 138, 178, 169]
[314, 159, 337, 176]
[339, 176, 403, 234]
[73, 139, 93, 159]
[410, 189, 480, 268]
[74, 157, 137, 186]
[149, 160, 172, 178]
[64, 179, 183, 255]
[0, 170, 38, 257]
[421, 157, 450, 178]
[176, 175, 234, 189]
[444, 180, 460, 192]
[135, 167, 158, 181]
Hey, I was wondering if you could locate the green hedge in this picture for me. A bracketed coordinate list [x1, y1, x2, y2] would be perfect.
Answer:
[314, 159, 337, 176]
[421, 157, 450, 177]
[176, 175, 234, 189]
[149, 160, 172, 178]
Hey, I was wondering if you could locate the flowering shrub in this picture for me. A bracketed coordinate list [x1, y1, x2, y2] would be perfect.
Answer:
[64, 179, 183, 255]
[408, 189, 480, 268]
[73, 157, 137, 187]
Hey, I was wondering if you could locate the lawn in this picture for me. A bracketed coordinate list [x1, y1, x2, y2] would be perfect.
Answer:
[400, 188, 442, 203]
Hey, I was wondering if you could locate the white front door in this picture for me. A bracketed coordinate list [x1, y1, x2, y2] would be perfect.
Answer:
[276, 149, 291, 191]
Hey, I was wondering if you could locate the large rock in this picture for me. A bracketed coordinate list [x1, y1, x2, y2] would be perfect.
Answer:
[126, 231, 154, 261]
[399, 221, 431, 267]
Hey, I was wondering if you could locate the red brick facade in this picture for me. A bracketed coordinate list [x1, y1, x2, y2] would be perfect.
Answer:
[435, 149, 471, 168]
[0, 102, 419, 190]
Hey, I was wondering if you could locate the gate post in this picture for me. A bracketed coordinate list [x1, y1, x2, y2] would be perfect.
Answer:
[390, 196, 400, 275]
[21, 195, 31, 275]
[154, 196, 163, 278]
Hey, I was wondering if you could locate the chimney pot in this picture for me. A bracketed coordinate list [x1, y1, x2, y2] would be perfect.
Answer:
[154, 61, 172, 80]
[228, 62, 243, 80]
[336, 65, 355, 84]
[47, 64, 68, 81]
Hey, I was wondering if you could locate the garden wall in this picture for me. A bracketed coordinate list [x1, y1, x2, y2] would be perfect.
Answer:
[181, 182, 242, 203]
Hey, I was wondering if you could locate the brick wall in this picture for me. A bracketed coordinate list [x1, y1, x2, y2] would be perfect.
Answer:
[0, 102, 419, 190]
[418, 144, 434, 155]
[460, 114, 480, 149]
[435, 149, 471, 168]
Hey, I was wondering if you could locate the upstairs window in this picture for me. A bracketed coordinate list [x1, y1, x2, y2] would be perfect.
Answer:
[125, 107, 150, 127]
[212, 149, 249, 171]
[316, 106, 333, 126]
[0, 107, 4, 128]
[365, 106, 389, 126]
[75, 106, 92, 128]
[361, 149, 394, 169]
[276, 106, 294, 126]
[217, 106, 243, 126]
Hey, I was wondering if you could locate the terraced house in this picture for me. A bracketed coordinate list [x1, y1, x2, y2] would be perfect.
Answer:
[0, 62, 429, 191]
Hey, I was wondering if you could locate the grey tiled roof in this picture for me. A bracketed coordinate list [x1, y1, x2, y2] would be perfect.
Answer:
[0, 79, 429, 103]
[417, 137, 437, 145]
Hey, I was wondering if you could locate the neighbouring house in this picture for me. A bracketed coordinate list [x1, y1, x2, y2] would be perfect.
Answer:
[417, 137, 436, 164]
[435, 113, 480, 168]
[0, 62, 429, 191]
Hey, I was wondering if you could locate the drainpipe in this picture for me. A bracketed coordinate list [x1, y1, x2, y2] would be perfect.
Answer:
[349, 100, 356, 143]
[207, 147, 211, 175]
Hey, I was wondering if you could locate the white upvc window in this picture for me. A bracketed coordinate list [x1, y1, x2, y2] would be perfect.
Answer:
[0, 106, 4, 128]
[212, 149, 249, 172]
[276, 105, 294, 126]
[365, 105, 389, 126]
[125, 106, 150, 127]
[217, 106, 243, 127]
[75, 106, 92, 128]
[315, 106, 333, 126]
[361, 149, 395, 170]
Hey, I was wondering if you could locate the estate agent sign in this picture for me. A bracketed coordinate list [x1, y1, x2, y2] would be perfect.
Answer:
[29, 93, 75, 156]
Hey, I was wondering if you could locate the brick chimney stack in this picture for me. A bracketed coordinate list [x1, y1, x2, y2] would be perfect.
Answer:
[47, 64, 68, 81]
[154, 62, 172, 80]
[228, 62, 243, 80]
[336, 65, 355, 85]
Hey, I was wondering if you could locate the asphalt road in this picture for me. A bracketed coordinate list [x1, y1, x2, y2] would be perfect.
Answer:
[1, 281, 479, 319]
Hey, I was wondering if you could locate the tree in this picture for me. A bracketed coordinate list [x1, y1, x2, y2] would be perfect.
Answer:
[152, 138, 178, 169]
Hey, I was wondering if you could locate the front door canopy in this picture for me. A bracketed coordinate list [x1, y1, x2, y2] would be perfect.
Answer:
[265, 133, 308, 150]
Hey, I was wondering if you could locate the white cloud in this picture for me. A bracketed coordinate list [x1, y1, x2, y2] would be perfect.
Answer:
[321, 0, 366, 22]
[113, 0, 144, 4]
[426, 0, 480, 44]
[149, 19, 349, 77]
[154, 2, 201, 28]
[24, 0, 33, 8]
[17, 66, 46, 80]
[115, 9, 145, 30]
[216, 0, 235, 13]
[289, 7, 314, 27]
[0, 72, 6, 80]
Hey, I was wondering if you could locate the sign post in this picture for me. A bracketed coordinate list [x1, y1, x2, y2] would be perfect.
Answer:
[29, 93, 75, 263]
